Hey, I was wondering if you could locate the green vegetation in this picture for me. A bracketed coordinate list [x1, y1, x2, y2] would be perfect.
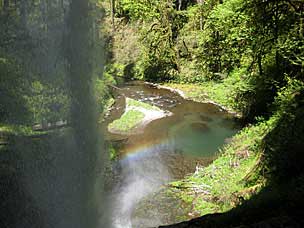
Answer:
[109, 144, 118, 161]
[160, 77, 304, 221]
[0, 1, 115, 135]
[108, 109, 144, 133]
[167, 119, 271, 215]
[108, 98, 163, 133]
[163, 82, 240, 115]
[0, 124, 38, 136]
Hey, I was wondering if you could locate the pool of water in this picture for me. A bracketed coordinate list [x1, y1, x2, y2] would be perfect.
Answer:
[103, 81, 240, 227]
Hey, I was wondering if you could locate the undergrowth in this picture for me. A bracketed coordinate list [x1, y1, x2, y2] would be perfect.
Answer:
[163, 77, 304, 219]
[166, 118, 274, 216]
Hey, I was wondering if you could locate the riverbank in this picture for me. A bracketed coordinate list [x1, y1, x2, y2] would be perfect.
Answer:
[159, 83, 241, 117]
[142, 80, 304, 227]
[108, 97, 172, 135]
[161, 121, 268, 219]
[102, 79, 279, 226]
[122, 81, 270, 224]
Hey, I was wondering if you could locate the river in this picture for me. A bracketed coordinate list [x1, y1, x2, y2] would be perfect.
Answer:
[102, 81, 240, 228]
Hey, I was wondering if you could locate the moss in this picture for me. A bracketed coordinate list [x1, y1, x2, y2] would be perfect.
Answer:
[109, 144, 118, 161]
[108, 109, 145, 133]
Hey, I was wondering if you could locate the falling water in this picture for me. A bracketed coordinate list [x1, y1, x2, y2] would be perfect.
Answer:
[0, 1, 106, 228]
[65, 0, 104, 227]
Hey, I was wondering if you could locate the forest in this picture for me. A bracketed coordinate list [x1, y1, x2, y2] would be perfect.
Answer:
[1, 0, 304, 227]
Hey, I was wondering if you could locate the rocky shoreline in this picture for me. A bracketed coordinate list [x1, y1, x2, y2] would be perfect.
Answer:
[108, 97, 172, 135]
[145, 82, 240, 117]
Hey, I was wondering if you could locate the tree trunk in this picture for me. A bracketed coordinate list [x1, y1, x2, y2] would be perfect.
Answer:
[200, 13, 203, 30]
[110, 0, 115, 30]
[178, 0, 182, 11]
[274, 1, 279, 71]
[197, 0, 203, 30]
[258, 53, 263, 76]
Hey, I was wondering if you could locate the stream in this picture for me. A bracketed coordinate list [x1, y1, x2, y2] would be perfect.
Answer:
[102, 81, 240, 228]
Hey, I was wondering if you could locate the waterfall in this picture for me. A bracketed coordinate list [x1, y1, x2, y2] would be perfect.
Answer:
[0, 1, 106, 227]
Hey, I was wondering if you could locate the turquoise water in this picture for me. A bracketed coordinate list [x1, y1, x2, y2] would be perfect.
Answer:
[169, 113, 238, 157]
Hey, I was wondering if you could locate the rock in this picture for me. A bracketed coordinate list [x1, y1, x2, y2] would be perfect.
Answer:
[200, 114, 212, 122]
[190, 122, 210, 133]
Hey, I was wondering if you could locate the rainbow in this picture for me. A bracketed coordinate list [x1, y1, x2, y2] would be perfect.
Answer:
[119, 138, 174, 164]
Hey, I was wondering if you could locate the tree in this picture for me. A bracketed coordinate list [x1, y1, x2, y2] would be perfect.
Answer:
[110, 0, 115, 29]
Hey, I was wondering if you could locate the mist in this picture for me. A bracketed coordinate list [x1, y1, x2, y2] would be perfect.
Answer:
[0, 0, 107, 228]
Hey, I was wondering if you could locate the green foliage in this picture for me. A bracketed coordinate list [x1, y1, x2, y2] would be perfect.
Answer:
[25, 80, 70, 124]
[107, 98, 163, 133]
[197, 0, 251, 76]
[108, 109, 145, 133]
[117, 0, 161, 21]
[178, 0, 303, 119]
[0, 0, 107, 128]
[277, 25, 304, 73]
[0, 56, 31, 124]
[0, 1, 67, 126]
[274, 77, 304, 114]
[0, 124, 36, 136]
[262, 78, 304, 182]
[184, 1, 218, 31]
[163, 67, 256, 117]
[134, 1, 185, 81]
[109, 144, 118, 160]
[227, 68, 274, 121]
[174, 0, 253, 82]
[0, 54, 71, 126]
[167, 119, 273, 216]
[95, 74, 116, 115]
